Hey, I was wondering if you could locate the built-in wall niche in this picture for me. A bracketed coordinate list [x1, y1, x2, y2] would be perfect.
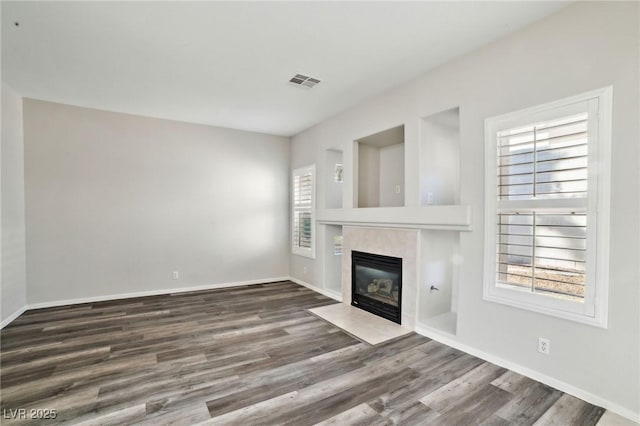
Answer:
[325, 147, 343, 209]
[417, 230, 460, 335]
[323, 224, 343, 297]
[420, 108, 460, 205]
[355, 125, 405, 208]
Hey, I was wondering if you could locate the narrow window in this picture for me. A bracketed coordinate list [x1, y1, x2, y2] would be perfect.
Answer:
[292, 165, 316, 258]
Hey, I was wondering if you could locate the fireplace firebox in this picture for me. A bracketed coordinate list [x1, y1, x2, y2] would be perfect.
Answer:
[351, 251, 402, 324]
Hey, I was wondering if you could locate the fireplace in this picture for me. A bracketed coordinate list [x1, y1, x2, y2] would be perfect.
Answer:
[351, 250, 402, 324]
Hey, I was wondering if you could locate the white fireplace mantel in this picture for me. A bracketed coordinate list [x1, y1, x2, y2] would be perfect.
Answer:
[317, 205, 472, 231]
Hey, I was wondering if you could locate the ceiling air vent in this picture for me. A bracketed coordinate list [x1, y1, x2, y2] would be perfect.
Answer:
[288, 74, 321, 88]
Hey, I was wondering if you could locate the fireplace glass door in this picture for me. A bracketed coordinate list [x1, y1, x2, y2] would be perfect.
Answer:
[351, 251, 402, 323]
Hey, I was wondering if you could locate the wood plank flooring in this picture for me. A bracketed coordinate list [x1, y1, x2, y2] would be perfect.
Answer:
[0, 281, 604, 425]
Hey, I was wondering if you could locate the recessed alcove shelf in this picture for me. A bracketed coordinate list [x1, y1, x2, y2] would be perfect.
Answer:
[323, 224, 343, 298]
[416, 312, 458, 336]
[420, 107, 460, 206]
[416, 229, 460, 336]
[317, 205, 472, 231]
[325, 147, 343, 209]
[355, 125, 405, 208]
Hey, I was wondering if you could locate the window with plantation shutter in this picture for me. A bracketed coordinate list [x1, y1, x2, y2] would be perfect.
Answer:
[292, 165, 316, 258]
[484, 87, 612, 327]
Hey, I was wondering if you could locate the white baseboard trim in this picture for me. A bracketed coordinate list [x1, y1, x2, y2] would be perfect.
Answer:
[27, 276, 291, 310]
[414, 324, 640, 424]
[1, 304, 28, 329]
[289, 277, 343, 302]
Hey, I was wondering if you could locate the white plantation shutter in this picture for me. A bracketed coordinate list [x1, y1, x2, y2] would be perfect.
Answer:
[496, 112, 589, 301]
[292, 165, 316, 258]
[484, 87, 612, 327]
[497, 113, 589, 200]
[496, 212, 587, 301]
[293, 211, 312, 249]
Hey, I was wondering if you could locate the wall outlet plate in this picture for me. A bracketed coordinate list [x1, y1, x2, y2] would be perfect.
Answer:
[172, 271, 179, 280]
[538, 337, 550, 355]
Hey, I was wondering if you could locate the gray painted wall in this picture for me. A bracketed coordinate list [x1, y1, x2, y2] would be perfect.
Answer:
[1, 83, 28, 325]
[290, 2, 639, 416]
[24, 99, 290, 304]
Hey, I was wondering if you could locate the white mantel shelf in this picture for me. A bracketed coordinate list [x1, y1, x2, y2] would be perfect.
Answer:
[317, 205, 472, 231]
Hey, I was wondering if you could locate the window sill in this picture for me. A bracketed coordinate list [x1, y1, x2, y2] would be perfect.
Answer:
[292, 248, 315, 259]
[483, 287, 607, 329]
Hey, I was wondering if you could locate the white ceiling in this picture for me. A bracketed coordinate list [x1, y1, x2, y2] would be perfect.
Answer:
[1, 1, 569, 137]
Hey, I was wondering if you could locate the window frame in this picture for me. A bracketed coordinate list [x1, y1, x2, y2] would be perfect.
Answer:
[292, 164, 316, 259]
[483, 87, 612, 327]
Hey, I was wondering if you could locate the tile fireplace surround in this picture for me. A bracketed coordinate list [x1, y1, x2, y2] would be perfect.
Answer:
[342, 226, 419, 329]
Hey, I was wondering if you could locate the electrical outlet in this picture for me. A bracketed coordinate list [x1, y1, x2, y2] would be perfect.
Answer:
[303, 266, 308, 275]
[172, 271, 179, 280]
[395, 184, 401, 194]
[427, 192, 434, 205]
[538, 337, 550, 355]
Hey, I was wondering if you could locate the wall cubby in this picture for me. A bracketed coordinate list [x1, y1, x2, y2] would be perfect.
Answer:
[355, 125, 404, 208]
[323, 224, 343, 297]
[325, 147, 343, 209]
[417, 229, 460, 335]
[420, 108, 460, 206]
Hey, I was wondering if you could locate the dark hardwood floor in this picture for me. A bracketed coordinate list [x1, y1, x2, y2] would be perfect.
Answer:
[0, 281, 604, 425]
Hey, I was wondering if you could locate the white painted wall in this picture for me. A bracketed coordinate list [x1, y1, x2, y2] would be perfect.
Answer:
[23, 99, 290, 304]
[1, 83, 28, 326]
[290, 2, 639, 418]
